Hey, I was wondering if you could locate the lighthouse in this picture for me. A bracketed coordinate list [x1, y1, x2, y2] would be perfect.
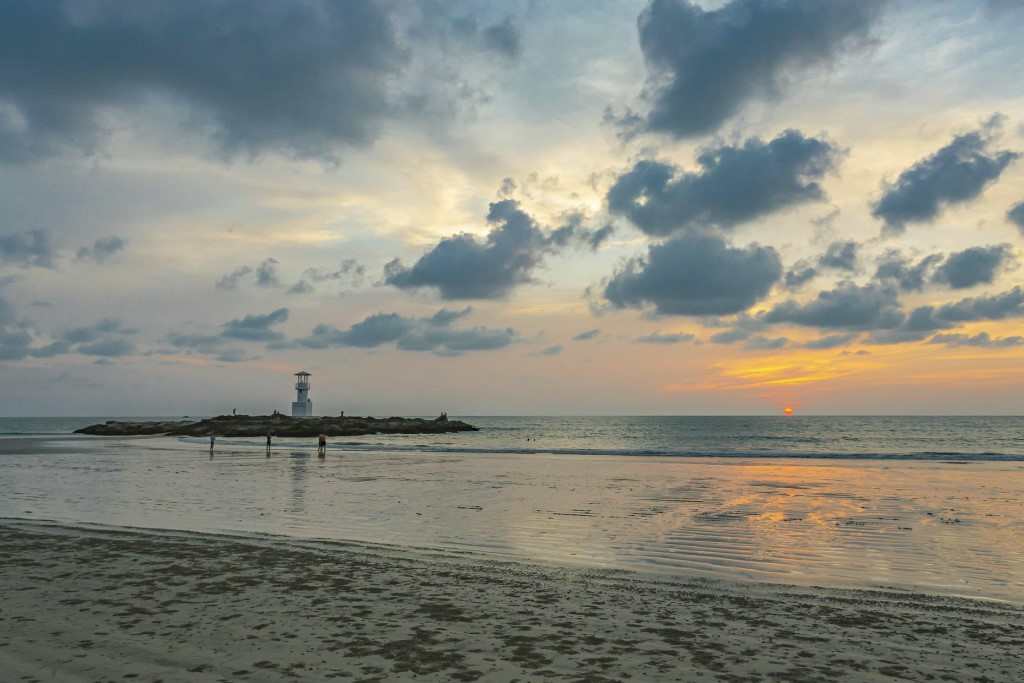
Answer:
[291, 371, 313, 417]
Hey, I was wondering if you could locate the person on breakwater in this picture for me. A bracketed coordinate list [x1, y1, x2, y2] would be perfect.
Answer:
[317, 434, 327, 457]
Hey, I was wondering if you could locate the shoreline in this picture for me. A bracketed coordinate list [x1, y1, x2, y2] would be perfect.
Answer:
[2, 520, 1022, 681]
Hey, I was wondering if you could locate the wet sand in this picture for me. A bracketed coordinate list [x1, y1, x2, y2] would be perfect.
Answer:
[2, 521, 1021, 682]
[4, 436, 1023, 601]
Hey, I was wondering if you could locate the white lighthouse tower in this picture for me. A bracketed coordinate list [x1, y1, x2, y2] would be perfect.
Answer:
[291, 371, 313, 417]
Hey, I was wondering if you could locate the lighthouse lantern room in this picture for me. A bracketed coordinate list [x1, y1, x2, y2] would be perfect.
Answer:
[291, 371, 313, 417]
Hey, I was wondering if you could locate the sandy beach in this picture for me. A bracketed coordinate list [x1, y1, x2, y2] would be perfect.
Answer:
[2, 520, 1021, 682]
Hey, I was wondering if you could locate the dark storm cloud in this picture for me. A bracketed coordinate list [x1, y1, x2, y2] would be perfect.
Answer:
[802, 333, 858, 349]
[296, 308, 516, 356]
[0, 229, 54, 268]
[215, 266, 253, 291]
[606, 131, 840, 236]
[624, 0, 884, 138]
[931, 245, 1013, 289]
[929, 332, 1024, 348]
[1008, 202, 1024, 234]
[871, 123, 1020, 234]
[818, 241, 858, 271]
[874, 250, 943, 292]
[635, 331, 695, 344]
[384, 200, 552, 300]
[763, 282, 904, 330]
[0, 1, 421, 162]
[603, 234, 782, 316]
[573, 329, 600, 341]
[221, 308, 289, 342]
[76, 236, 125, 264]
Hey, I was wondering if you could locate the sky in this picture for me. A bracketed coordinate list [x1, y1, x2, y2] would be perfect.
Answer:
[1, 0, 1023, 416]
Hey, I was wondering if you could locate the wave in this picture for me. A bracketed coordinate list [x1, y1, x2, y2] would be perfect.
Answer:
[178, 436, 1024, 461]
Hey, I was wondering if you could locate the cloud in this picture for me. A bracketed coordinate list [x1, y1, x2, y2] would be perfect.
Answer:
[221, 308, 289, 342]
[763, 282, 903, 330]
[303, 259, 367, 287]
[1007, 201, 1024, 234]
[75, 236, 125, 264]
[384, 200, 550, 300]
[866, 288, 1024, 345]
[635, 331, 695, 344]
[0, 229, 54, 268]
[0, 328, 32, 361]
[481, 17, 521, 59]
[572, 329, 600, 341]
[818, 240, 858, 271]
[547, 213, 616, 251]
[872, 121, 1020, 234]
[934, 286, 1024, 322]
[864, 305, 950, 345]
[0, 0, 498, 163]
[606, 131, 840, 236]
[603, 234, 782, 315]
[255, 258, 281, 288]
[744, 335, 788, 350]
[167, 333, 225, 355]
[76, 338, 136, 357]
[784, 262, 818, 290]
[710, 328, 755, 345]
[622, 0, 884, 138]
[287, 280, 315, 296]
[61, 318, 135, 344]
[216, 266, 253, 291]
[802, 333, 859, 349]
[25, 317, 139, 358]
[536, 344, 563, 356]
[874, 250, 943, 292]
[929, 332, 1024, 348]
[413, 7, 523, 60]
[296, 308, 516, 356]
[931, 245, 1013, 289]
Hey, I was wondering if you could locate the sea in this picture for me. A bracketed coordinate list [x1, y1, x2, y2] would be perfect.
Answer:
[2, 416, 1023, 602]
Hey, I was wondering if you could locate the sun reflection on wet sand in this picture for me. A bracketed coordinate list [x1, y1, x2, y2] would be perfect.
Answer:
[2, 437, 1022, 602]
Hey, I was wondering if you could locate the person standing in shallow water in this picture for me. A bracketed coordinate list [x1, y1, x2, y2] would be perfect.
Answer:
[209, 434, 215, 453]
[266, 433, 272, 456]
[317, 434, 326, 457]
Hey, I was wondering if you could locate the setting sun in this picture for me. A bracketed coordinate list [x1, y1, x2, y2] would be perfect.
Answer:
[783, 406, 795, 416]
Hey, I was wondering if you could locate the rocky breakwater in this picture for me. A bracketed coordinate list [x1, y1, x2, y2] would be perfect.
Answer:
[75, 414, 478, 437]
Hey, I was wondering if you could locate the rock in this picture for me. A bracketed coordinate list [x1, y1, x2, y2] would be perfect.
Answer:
[74, 414, 478, 437]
